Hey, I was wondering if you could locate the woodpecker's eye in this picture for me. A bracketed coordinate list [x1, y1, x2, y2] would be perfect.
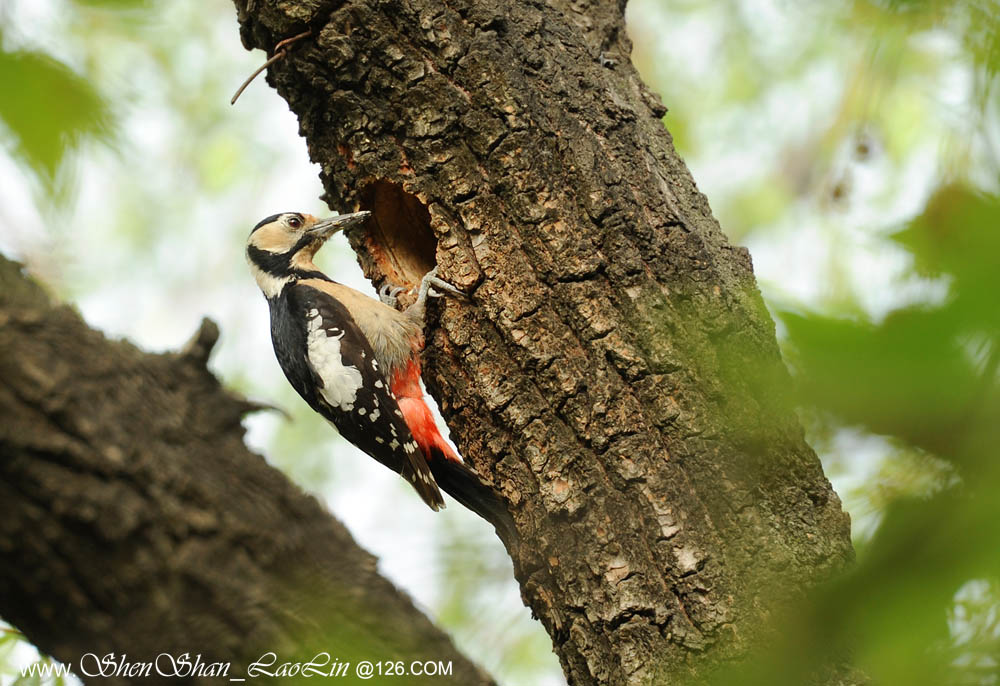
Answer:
[287, 216, 303, 229]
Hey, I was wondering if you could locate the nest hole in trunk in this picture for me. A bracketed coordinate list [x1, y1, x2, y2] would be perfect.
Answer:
[355, 180, 438, 292]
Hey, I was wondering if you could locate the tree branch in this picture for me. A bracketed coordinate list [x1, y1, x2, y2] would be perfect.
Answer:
[0, 255, 494, 686]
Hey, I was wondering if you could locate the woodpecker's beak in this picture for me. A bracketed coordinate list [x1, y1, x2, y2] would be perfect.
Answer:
[308, 211, 371, 239]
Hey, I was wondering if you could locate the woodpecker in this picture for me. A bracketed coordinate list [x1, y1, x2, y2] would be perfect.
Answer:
[246, 210, 493, 517]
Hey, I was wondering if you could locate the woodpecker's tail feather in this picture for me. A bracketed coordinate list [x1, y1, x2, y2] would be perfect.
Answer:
[391, 361, 516, 544]
[397, 393, 516, 543]
[429, 457, 518, 548]
[401, 459, 446, 511]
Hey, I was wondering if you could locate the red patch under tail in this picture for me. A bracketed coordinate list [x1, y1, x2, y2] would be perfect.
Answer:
[391, 359, 461, 463]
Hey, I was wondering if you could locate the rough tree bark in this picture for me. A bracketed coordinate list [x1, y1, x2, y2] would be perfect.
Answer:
[233, 0, 855, 684]
[0, 255, 494, 685]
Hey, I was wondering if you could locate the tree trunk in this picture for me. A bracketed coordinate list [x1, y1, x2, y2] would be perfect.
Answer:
[233, 1, 855, 684]
[0, 255, 494, 686]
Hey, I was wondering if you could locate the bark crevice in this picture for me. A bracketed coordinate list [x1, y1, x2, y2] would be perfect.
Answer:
[227, 0, 858, 682]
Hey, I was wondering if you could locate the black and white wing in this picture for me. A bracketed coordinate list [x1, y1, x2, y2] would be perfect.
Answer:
[270, 281, 445, 510]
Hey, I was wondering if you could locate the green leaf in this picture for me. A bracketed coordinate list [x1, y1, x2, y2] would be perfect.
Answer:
[0, 48, 111, 182]
[892, 185, 1000, 313]
[781, 306, 981, 457]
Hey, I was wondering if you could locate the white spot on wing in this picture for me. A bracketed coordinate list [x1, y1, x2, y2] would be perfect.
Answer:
[306, 313, 364, 411]
[390, 439, 400, 450]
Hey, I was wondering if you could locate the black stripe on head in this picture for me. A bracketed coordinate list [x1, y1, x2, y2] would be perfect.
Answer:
[247, 244, 293, 275]
[252, 213, 282, 233]
[251, 212, 303, 234]
[247, 237, 328, 281]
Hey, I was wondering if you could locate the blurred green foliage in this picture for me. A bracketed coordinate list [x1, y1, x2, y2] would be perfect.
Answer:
[0, 40, 110, 189]
[769, 182, 1000, 686]
[630, 0, 1000, 682]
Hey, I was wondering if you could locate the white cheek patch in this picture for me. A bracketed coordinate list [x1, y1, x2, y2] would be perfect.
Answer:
[306, 314, 364, 411]
[248, 260, 290, 299]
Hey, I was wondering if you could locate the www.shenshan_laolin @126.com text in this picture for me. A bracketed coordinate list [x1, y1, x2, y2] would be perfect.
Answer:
[19, 651, 456, 681]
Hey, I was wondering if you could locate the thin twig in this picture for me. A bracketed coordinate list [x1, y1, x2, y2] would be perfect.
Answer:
[230, 53, 284, 105]
[230, 30, 312, 105]
[272, 29, 312, 53]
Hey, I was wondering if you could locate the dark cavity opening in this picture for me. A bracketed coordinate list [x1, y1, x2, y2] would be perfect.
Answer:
[358, 180, 437, 288]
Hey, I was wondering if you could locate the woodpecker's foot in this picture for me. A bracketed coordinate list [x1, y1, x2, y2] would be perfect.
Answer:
[405, 267, 465, 321]
[379, 283, 406, 308]
[418, 267, 466, 302]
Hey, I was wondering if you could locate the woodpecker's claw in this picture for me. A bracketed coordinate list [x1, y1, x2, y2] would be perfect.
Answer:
[419, 267, 467, 301]
[424, 278, 466, 300]
[378, 283, 406, 308]
[404, 267, 466, 319]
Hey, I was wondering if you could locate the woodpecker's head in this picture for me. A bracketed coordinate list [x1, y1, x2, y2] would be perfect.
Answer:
[246, 210, 370, 298]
